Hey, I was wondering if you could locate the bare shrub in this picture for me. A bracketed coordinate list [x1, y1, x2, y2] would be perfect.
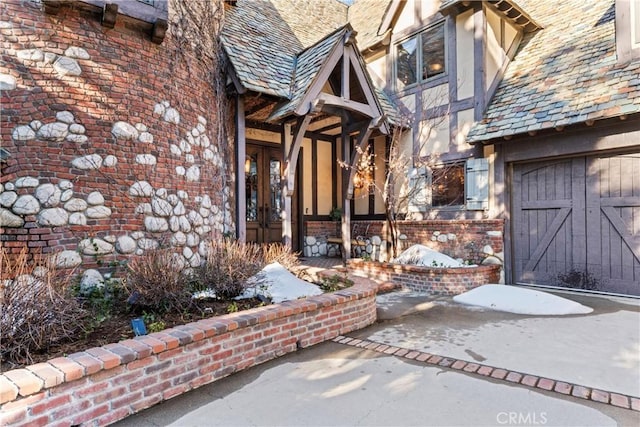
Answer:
[0, 247, 87, 368]
[126, 248, 192, 312]
[261, 243, 300, 272]
[557, 269, 599, 291]
[196, 240, 263, 299]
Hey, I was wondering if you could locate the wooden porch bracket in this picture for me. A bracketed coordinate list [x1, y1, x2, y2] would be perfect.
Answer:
[42, 0, 62, 15]
[151, 19, 168, 44]
[283, 99, 324, 196]
[284, 115, 312, 196]
[315, 93, 377, 119]
[281, 109, 314, 248]
[102, 3, 118, 28]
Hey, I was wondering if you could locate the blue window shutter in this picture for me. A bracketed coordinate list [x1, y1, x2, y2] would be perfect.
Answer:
[465, 158, 489, 210]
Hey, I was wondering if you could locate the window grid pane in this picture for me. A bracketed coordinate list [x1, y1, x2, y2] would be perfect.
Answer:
[422, 24, 446, 79]
[396, 36, 418, 89]
[432, 163, 464, 207]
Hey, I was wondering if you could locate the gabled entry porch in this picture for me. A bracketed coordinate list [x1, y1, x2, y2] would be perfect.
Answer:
[227, 25, 389, 260]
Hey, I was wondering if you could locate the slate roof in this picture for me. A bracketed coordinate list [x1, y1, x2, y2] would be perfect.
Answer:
[221, 0, 402, 125]
[222, 0, 302, 97]
[268, 27, 349, 122]
[467, 0, 640, 143]
[348, 0, 392, 50]
[221, 0, 347, 98]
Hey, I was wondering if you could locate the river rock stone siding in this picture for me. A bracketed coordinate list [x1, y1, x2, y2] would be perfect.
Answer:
[0, 0, 233, 280]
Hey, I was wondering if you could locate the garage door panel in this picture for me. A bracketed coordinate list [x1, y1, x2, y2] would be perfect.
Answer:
[589, 156, 640, 295]
[516, 207, 574, 284]
[513, 154, 640, 296]
[520, 160, 573, 202]
[599, 206, 640, 283]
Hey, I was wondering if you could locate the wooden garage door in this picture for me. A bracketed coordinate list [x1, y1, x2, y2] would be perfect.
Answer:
[512, 154, 640, 296]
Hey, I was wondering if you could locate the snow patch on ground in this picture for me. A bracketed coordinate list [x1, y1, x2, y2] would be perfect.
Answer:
[241, 262, 323, 303]
[453, 284, 593, 315]
[393, 244, 467, 268]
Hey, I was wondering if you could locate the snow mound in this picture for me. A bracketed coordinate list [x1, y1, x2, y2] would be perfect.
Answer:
[393, 244, 464, 268]
[241, 262, 323, 303]
[453, 284, 593, 315]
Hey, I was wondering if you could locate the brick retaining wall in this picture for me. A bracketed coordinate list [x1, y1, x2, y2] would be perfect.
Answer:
[305, 220, 504, 263]
[348, 259, 501, 295]
[0, 275, 379, 427]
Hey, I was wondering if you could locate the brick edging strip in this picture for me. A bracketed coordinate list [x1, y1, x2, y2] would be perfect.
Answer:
[333, 335, 640, 412]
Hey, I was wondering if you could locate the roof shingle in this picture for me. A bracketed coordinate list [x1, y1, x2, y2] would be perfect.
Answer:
[467, 0, 640, 143]
[221, 0, 403, 123]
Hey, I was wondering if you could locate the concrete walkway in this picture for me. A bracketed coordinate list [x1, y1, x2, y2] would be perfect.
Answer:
[116, 259, 640, 426]
[116, 341, 637, 427]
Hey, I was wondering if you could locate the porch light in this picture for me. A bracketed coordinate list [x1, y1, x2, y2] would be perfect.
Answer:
[353, 172, 365, 189]
[245, 158, 251, 174]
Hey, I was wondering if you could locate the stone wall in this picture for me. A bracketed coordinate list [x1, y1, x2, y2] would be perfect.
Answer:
[0, 275, 379, 427]
[0, 0, 232, 282]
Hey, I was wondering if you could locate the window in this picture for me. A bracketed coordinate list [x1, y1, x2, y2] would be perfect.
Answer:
[422, 23, 446, 79]
[407, 159, 489, 212]
[395, 23, 446, 90]
[634, 0, 640, 47]
[616, 0, 640, 62]
[396, 37, 418, 88]
[136, 0, 168, 10]
[431, 162, 464, 207]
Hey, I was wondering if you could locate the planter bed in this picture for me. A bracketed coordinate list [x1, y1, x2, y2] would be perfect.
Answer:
[0, 274, 381, 427]
[348, 259, 501, 295]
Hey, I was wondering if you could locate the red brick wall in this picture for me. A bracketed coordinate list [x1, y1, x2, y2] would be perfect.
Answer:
[348, 259, 501, 295]
[305, 219, 504, 263]
[0, 275, 379, 426]
[0, 0, 232, 273]
[304, 220, 341, 239]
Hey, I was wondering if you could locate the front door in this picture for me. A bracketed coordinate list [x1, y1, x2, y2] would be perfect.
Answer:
[245, 144, 284, 245]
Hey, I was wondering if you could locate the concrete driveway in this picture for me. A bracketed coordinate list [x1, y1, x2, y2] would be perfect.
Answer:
[367, 288, 640, 397]
[116, 288, 639, 427]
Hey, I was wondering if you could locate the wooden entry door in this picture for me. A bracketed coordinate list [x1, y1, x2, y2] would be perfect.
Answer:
[512, 154, 640, 296]
[245, 144, 284, 246]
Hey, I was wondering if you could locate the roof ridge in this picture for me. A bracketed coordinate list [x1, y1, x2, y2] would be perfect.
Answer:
[294, 24, 350, 58]
[287, 25, 350, 99]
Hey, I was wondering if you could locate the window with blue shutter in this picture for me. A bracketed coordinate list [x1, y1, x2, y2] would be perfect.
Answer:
[465, 158, 489, 210]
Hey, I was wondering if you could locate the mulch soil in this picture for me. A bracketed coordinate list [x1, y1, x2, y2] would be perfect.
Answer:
[1, 298, 263, 372]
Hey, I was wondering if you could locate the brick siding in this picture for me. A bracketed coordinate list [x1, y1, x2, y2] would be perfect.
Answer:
[0, 0, 232, 272]
[0, 275, 379, 426]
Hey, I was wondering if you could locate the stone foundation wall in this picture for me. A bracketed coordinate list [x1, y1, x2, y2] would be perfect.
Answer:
[0, 275, 380, 427]
[0, 0, 232, 283]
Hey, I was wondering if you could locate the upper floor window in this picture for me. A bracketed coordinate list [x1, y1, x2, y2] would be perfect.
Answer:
[633, 0, 640, 47]
[136, 0, 168, 10]
[616, 0, 640, 62]
[395, 23, 446, 90]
